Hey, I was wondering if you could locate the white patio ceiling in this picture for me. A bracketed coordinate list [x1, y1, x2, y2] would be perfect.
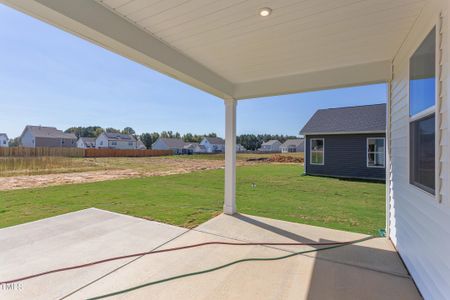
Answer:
[3, 0, 426, 99]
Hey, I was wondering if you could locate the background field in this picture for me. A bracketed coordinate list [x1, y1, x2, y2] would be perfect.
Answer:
[0, 164, 385, 235]
[0, 152, 304, 177]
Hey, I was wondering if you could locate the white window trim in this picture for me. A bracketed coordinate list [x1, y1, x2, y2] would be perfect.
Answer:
[310, 138, 325, 165]
[367, 137, 385, 168]
[407, 25, 438, 198]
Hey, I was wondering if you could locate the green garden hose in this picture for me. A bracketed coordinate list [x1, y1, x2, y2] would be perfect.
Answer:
[87, 235, 375, 300]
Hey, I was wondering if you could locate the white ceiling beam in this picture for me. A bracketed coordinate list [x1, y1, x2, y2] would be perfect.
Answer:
[2, 0, 234, 99]
[234, 60, 392, 100]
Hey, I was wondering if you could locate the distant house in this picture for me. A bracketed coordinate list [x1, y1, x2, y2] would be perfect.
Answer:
[0, 133, 8, 148]
[200, 137, 225, 153]
[184, 142, 207, 154]
[300, 104, 386, 181]
[152, 138, 187, 154]
[280, 139, 304, 153]
[136, 140, 147, 150]
[20, 126, 77, 148]
[236, 144, 247, 152]
[259, 140, 281, 152]
[77, 137, 96, 149]
[96, 132, 137, 149]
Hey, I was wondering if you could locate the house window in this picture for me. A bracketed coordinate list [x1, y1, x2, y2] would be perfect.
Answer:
[310, 138, 324, 165]
[409, 27, 436, 195]
[112, 141, 117, 146]
[128, 142, 133, 146]
[367, 138, 385, 168]
[100, 141, 103, 146]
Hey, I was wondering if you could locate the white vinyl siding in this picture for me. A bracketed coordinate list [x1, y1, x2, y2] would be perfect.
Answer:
[389, 1, 450, 299]
[0, 135, 8, 147]
[20, 130, 35, 148]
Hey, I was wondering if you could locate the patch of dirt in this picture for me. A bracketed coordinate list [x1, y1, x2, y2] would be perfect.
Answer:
[0, 158, 251, 191]
[247, 155, 304, 164]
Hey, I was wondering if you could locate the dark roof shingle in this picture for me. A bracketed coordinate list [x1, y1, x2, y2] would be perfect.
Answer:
[158, 138, 186, 148]
[24, 126, 77, 139]
[300, 104, 386, 135]
[281, 139, 304, 147]
[103, 132, 136, 141]
[203, 137, 225, 145]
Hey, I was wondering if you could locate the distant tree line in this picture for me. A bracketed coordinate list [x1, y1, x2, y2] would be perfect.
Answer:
[63, 126, 220, 149]
[62, 126, 297, 150]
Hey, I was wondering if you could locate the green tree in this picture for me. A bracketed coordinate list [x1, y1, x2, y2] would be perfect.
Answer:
[182, 133, 194, 142]
[65, 126, 104, 138]
[105, 127, 120, 133]
[94, 127, 105, 137]
[139, 133, 153, 149]
[8, 137, 20, 147]
[122, 127, 135, 135]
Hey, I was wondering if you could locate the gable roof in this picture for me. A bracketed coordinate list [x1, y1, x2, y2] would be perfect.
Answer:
[281, 139, 304, 147]
[0, 133, 8, 139]
[157, 138, 186, 148]
[103, 132, 136, 141]
[78, 137, 96, 147]
[137, 140, 146, 149]
[23, 126, 77, 139]
[262, 140, 281, 146]
[203, 137, 225, 145]
[300, 104, 386, 135]
[184, 142, 199, 149]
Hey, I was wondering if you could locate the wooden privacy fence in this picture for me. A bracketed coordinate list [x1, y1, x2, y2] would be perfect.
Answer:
[84, 149, 172, 157]
[0, 147, 84, 157]
[0, 147, 172, 158]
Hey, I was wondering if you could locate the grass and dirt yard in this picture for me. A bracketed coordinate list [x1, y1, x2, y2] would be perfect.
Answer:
[0, 161, 385, 235]
[0, 153, 303, 190]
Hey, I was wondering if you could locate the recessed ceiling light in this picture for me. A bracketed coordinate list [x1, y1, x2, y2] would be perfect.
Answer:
[259, 7, 272, 17]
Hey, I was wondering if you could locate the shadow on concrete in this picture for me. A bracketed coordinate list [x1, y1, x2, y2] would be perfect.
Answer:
[231, 213, 420, 299]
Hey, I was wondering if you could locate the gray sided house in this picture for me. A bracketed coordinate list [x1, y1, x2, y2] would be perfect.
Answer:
[20, 126, 77, 148]
[183, 142, 207, 154]
[280, 139, 304, 153]
[152, 138, 188, 154]
[200, 137, 225, 153]
[136, 139, 147, 150]
[0, 133, 8, 148]
[300, 104, 386, 181]
[259, 140, 281, 152]
[96, 132, 137, 149]
[77, 137, 96, 149]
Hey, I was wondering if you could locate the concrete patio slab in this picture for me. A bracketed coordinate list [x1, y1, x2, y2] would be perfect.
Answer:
[0, 209, 421, 300]
[0, 208, 187, 300]
[196, 214, 410, 277]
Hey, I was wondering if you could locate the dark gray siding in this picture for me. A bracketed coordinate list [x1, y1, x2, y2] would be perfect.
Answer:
[305, 133, 386, 181]
[35, 137, 77, 148]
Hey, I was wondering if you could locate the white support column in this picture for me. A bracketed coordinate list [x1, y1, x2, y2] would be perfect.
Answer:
[224, 98, 237, 215]
[385, 81, 392, 238]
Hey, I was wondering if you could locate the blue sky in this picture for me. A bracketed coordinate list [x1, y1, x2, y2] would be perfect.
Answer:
[0, 4, 386, 138]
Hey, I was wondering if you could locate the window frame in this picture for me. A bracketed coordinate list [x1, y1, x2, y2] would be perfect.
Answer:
[310, 138, 325, 165]
[367, 137, 385, 168]
[407, 26, 438, 197]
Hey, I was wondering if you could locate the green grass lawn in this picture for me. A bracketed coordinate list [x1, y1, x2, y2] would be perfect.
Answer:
[0, 164, 385, 235]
